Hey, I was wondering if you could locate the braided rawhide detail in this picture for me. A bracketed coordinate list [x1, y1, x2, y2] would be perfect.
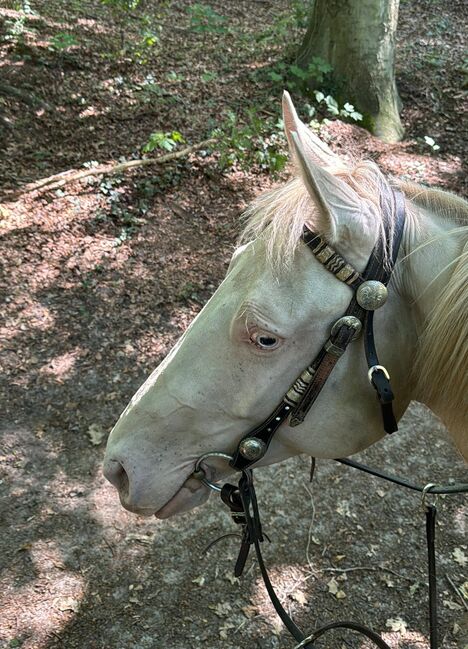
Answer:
[302, 230, 361, 287]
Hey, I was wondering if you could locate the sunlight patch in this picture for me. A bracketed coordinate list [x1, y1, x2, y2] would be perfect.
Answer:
[38, 350, 81, 382]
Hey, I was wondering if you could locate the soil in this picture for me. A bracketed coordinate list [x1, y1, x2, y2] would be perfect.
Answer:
[0, 1, 467, 648]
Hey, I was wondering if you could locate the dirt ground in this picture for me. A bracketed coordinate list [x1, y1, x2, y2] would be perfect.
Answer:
[0, 1, 467, 648]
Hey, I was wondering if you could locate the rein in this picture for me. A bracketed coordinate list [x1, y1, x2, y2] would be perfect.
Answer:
[193, 185, 467, 648]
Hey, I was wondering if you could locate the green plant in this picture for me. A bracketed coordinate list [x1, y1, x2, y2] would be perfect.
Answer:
[212, 110, 287, 175]
[266, 58, 333, 95]
[201, 70, 218, 83]
[291, 58, 333, 87]
[100, 0, 161, 61]
[132, 19, 161, 64]
[166, 70, 184, 82]
[187, 3, 228, 35]
[142, 131, 185, 153]
[3, 1, 34, 47]
[100, 0, 141, 14]
[48, 32, 78, 52]
[255, 0, 308, 45]
[313, 91, 363, 121]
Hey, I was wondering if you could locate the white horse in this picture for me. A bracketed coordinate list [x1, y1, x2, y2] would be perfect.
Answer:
[104, 92, 467, 518]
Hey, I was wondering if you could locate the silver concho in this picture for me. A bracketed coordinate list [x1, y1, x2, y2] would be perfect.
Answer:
[356, 280, 388, 310]
[330, 315, 362, 341]
[238, 437, 266, 461]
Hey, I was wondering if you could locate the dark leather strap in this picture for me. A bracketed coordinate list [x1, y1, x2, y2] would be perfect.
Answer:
[426, 505, 438, 649]
[230, 186, 406, 471]
[222, 471, 392, 649]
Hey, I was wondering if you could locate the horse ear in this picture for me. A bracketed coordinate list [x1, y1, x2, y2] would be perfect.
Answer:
[282, 90, 338, 167]
[290, 131, 377, 251]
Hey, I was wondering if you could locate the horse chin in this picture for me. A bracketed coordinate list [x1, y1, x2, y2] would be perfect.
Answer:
[154, 476, 211, 519]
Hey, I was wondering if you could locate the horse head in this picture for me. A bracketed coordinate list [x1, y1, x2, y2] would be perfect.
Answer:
[104, 92, 467, 517]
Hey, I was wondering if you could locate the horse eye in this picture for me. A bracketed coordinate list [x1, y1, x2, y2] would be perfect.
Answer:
[251, 332, 280, 350]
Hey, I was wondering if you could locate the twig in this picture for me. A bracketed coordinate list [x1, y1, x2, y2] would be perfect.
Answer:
[303, 483, 316, 571]
[445, 573, 468, 611]
[322, 566, 410, 580]
[18, 138, 216, 197]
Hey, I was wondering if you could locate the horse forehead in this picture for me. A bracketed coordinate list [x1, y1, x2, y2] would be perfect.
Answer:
[232, 239, 344, 318]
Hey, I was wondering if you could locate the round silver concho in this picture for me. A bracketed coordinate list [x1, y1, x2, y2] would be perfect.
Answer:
[330, 315, 362, 341]
[356, 280, 388, 310]
[238, 437, 266, 462]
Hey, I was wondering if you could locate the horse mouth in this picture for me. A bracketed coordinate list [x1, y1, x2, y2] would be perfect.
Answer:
[154, 473, 212, 519]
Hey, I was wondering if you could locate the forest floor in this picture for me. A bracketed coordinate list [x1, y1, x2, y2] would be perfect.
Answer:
[0, 1, 467, 648]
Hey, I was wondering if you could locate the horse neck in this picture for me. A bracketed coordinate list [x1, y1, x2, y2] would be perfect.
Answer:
[396, 198, 468, 458]
[397, 202, 466, 333]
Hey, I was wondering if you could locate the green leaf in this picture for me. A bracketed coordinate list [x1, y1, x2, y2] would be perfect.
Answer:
[290, 64, 308, 80]
[269, 70, 283, 82]
[325, 95, 339, 115]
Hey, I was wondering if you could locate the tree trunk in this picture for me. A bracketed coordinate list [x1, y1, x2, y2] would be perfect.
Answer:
[298, 0, 404, 143]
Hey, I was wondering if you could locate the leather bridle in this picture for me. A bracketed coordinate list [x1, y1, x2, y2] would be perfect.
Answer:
[228, 186, 406, 475]
[192, 185, 467, 648]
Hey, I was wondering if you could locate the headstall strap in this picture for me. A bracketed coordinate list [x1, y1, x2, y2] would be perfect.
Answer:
[230, 185, 406, 473]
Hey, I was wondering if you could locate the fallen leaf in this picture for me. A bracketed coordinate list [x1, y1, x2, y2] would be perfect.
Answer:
[409, 582, 420, 596]
[460, 581, 468, 600]
[290, 590, 307, 605]
[327, 577, 339, 594]
[219, 622, 236, 639]
[443, 599, 463, 611]
[335, 501, 351, 517]
[210, 602, 232, 618]
[381, 574, 395, 588]
[453, 548, 467, 567]
[386, 617, 407, 633]
[241, 605, 257, 619]
[87, 423, 106, 445]
[327, 577, 345, 599]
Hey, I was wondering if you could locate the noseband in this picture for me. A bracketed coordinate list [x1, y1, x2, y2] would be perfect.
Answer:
[193, 187, 466, 648]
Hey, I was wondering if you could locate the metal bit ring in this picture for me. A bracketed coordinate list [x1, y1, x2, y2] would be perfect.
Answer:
[193, 452, 234, 493]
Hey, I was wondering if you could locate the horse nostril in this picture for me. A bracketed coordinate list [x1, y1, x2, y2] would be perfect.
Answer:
[105, 460, 129, 497]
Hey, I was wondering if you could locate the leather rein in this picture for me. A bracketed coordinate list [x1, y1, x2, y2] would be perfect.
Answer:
[193, 186, 468, 648]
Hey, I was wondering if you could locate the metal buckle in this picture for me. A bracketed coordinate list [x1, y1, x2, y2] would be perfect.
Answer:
[293, 634, 316, 649]
[193, 452, 234, 493]
[367, 365, 390, 384]
[421, 482, 439, 509]
[330, 315, 362, 341]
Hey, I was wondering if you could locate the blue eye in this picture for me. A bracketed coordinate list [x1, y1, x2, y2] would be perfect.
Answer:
[250, 332, 280, 350]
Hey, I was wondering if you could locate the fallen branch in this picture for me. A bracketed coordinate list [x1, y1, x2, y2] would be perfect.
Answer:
[19, 138, 216, 196]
